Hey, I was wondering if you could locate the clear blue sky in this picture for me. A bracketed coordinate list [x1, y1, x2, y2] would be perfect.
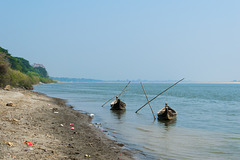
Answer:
[0, 0, 239, 82]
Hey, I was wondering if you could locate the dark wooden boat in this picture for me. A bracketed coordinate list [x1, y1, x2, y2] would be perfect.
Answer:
[110, 97, 126, 110]
[157, 103, 177, 120]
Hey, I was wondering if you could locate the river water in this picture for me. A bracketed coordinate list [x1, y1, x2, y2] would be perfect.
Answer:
[34, 82, 240, 160]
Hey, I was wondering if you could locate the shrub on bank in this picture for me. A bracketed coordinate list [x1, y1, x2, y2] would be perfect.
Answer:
[1, 68, 55, 90]
[0, 46, 55, 89]
[8, 70, 33, 90]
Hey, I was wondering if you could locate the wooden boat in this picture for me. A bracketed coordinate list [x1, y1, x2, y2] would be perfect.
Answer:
[157, 103, 177, 120]
[110, 97, 126, 110]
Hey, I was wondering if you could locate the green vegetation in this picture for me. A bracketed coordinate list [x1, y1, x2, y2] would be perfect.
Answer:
[0, 46, 55, 90]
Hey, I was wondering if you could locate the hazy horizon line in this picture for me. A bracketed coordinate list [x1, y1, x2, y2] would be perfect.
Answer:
[51, 77, 240, 83]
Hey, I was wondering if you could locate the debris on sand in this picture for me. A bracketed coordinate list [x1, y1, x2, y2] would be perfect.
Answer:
[6, 102, 14, 106]
[25, 141, 34, 146]
[85, 154, 91, 158]
[5, 142, 14, 147]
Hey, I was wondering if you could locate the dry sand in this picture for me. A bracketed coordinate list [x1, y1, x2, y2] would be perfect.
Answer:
[0, 89, 134, 160]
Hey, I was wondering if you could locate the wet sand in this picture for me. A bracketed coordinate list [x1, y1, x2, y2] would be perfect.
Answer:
[0, 89, 133, 160]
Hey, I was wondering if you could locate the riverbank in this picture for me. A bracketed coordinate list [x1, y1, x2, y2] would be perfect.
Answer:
[0, 89, 133, 160]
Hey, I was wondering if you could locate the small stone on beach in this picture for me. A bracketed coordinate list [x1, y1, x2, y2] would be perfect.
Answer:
[4, 85, 11, 91]
[5, 142, 14, 147]
[85, 154, 91, 157]
[6, 102, 14, 106]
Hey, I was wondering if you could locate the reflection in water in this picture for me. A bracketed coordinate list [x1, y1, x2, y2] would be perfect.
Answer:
[110, 110, 126, 119]
[158, 119, 177, 127]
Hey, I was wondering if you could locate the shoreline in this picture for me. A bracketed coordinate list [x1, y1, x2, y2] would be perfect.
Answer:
[0, 88, 134, 159]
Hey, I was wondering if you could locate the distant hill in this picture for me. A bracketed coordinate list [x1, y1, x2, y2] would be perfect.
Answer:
[232, 80, 240, 82]
[0, 46, 54, 89]
[51, 77, 188, 83]
[51, 77, 103, 82]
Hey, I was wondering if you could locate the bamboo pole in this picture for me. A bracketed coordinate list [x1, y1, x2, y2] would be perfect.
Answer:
[135, 78, 184, 113]
[101, 81, 131, 107]
[117, 81, 131, 97]
[101, 96, 115, 107]
[141, 82, 156, 120]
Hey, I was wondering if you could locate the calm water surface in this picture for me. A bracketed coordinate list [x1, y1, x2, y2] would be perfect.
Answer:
[34, 83, 240, 160]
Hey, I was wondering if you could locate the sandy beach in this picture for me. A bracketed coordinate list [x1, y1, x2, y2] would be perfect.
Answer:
[0, 88, 133, 160]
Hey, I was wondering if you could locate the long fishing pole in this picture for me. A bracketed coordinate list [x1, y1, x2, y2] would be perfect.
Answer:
[141, 82, 156, 120]
[135, 78, 184, 113]
[117, 81, 131, 97]
[101, 81, 131, 107]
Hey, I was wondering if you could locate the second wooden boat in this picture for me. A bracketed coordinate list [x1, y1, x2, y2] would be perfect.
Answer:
[157, 103, 177, 120]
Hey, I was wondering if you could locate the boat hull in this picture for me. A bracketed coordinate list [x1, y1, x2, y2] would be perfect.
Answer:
[157, 106, 177, 120]
[110, 99, 126, 110]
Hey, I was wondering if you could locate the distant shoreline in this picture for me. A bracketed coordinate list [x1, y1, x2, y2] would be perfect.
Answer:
[187, 82, 240, 84]
[52, 81, 240, 85]
[51, 77, 240, 84]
